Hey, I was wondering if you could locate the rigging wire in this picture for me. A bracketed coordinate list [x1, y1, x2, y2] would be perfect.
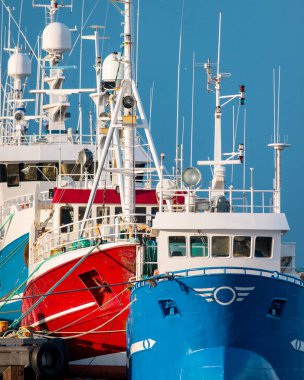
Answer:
[0, 0, 39, 63]
[17, 0, 23, 48]
[0, 2, 3, 113]
[68, 0, 101, 57]
[190, 51, 195, 167]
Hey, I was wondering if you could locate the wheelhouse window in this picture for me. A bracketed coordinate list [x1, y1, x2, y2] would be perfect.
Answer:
[21, 164, 37, 181]
[96, 206, 110, 224]
[233, 236, 251, 258]
[212, 236, 230, 257]
[135, 207, 146, 224]
[115, 207, 122, 215]
[255, 236, 273, 258]
[190, 236, 208, 257]
[7, 164, 20, 187]
[168, 236, 186, 257]
[78, 207, 91, 221]
[60, 206, 74, 232]
[39, 163, 57, 181]
[0, 164, 7, 183]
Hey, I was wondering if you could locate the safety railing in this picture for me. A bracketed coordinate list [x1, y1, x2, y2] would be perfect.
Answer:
[33, 213, 154, 263]
[0, 193, 34, 219]
[134, 266, 304, 289]
[156, 186, 277, 214]
[0, 134, 97, 146]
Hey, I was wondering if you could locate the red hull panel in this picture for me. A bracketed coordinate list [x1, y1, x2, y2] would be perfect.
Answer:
[22, 244, 136, 361]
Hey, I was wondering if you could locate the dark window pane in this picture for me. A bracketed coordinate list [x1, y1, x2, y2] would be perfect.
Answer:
[60, 206, 74, 232]
[190, 236, 208, 257]
[233, 236, 251, 257]
[78, 207, 91, 221]
[255, 237, 272, 258]
[96, 206, 110, 224]
[7, 164, 19, 187]
[169, 236, 186, 257]
[135, 207, 146, 223]
[212, 236, 230, 257]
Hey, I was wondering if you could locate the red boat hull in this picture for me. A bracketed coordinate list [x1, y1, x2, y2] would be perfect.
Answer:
[22, 243, 136, 361]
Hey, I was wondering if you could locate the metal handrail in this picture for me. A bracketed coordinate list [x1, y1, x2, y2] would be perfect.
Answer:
[133, 266, 303, 289]
[33, 212, 153, 263]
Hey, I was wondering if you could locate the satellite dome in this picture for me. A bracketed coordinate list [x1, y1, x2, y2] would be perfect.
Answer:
[8, 52, 31, 79]
[42, 22, 71, 54]
[102, 52, 124, 84]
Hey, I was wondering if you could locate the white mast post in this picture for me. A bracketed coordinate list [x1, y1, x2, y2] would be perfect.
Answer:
[123, 0, 135, 222]
[212, 11, 225, 192]
[268, 66, 290, 213]
[175, 0, 185, 186]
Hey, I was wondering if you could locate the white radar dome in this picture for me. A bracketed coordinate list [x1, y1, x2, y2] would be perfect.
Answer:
[102, 52, 124, 83]
[42, 22, 71, 54]
[8, 53, 31, 79]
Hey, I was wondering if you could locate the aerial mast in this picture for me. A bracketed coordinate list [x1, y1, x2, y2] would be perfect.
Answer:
[198, 13, 245, 197]
[123, 0, 135, 221]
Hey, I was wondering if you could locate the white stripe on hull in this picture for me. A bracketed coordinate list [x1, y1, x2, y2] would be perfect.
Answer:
[70, 352, 126, 367]
[0, 293, 23, 306]
[31, 301, 96, 327]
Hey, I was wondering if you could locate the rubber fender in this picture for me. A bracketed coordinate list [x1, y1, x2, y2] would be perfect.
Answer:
[30, 341, 66, 378]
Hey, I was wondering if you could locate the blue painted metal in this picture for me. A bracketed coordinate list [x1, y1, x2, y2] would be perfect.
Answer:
[127, 269, 304, 379]
[0, 233, 29, 323]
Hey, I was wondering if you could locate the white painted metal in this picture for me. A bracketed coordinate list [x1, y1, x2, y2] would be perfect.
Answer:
[42, 22, 71, 54]
[7, 52, 31, 79]
[102, 52, 124, 82]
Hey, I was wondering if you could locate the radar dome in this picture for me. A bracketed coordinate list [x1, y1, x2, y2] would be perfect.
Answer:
[42, 22, 71, 54]
[8, 53, 31, 79]
[102, 52, 124, 84]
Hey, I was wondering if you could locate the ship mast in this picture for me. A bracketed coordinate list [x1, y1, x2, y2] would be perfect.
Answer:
[123, 0, 135, 220]
[198, 13, 245, 197]
[79, 0, 162, 234]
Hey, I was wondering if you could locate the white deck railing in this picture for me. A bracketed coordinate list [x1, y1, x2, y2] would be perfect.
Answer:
[32, 213, 153, 263]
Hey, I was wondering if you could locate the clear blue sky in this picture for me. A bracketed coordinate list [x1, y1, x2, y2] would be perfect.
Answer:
[2, 0, 304, 266]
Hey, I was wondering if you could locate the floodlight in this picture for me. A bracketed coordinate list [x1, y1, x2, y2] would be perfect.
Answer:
[182, 167, 201, 187]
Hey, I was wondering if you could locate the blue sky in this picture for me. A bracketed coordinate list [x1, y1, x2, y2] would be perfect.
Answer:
[2, 0, 304, 265]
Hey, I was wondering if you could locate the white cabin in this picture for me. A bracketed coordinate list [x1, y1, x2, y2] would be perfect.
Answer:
[152, 211, 289, 274]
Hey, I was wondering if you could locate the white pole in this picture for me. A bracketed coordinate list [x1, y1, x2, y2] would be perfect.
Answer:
[78, 0, 85, 143]
[217, 12, 222, 77]
[273, 68, 276, 142]
[277, 65, 281, 143]
[135, 0, 140, 86]
[123, 0, 135, 221]
[131, 80, 161, 178]
[190, 51, 195, 167]
[80, 80, 128, 235]
[175, 0, 185, 184]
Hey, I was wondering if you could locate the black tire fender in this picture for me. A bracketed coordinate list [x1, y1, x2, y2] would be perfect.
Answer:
[30, 341, 66, 378]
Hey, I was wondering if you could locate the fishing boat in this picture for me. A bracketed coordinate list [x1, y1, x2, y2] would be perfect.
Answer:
[127, 15, 300, 380]
[20, 0, 166, 377]
[0, 1, 99, 323]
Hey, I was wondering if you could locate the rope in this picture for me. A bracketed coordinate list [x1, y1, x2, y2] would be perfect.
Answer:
[5, 275, 140, 302]
[1, 249, 53, 317]
[0, 234, 27, 271]
[38, 329, 126, 334]
[9, 242, 101, 329]
[60, 297, 135, 340]
[0, 212, 14, 232]
[43, 287, 128, 335]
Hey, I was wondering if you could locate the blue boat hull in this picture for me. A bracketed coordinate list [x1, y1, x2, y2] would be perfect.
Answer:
[127, 271, 304, 379]
[0, 233, 29, 323]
